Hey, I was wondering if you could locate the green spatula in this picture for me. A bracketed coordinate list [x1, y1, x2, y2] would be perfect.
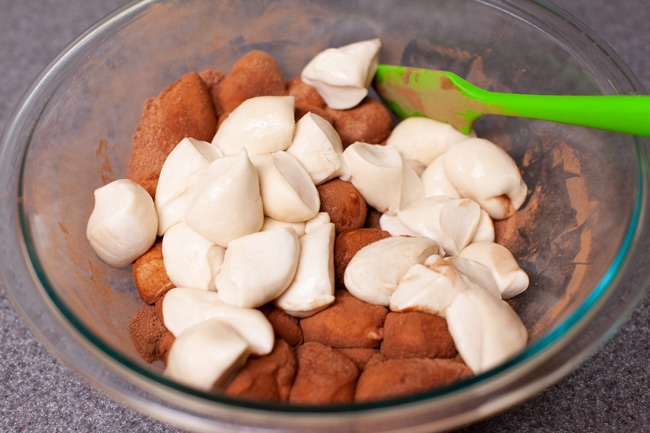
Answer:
[373, 64, 650, 136]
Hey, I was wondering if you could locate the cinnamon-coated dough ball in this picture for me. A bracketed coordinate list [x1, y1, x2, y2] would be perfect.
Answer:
[326, 97, 393, 147]
[364, 206, 383, 229]
[339, 348, 385, 371]
[334, 228, 391, 289]
[128, 72, 217, 193]
[318, 179, 367, 234]
[128, 303, 174, 364]
[262, 305, 304, 347]
[381, 312, 458, 359]
[289, 342, 359, 404]
[198, 69, 226, 115]
[287, 76, 326, 108]
[294, 105, 333, 124]
[355, 358, 472, 402]
[300, 290, 388, 349]
[224, 339, 297, 402]
[217, 50, 287, 114]
[288, 76, 333, 122]
[158, 333, 175, 366]
[135, 178, 158, 199]
[132, 239, 175, 304]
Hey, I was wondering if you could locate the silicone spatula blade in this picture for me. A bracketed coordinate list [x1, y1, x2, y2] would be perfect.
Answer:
[373, 64, 650, 136]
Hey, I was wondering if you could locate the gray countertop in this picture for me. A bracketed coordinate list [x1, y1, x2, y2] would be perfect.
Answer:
[0, 1, 648, 432]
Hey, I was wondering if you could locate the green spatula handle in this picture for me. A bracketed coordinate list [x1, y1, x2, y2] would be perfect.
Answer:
[458, 77, 650, 136]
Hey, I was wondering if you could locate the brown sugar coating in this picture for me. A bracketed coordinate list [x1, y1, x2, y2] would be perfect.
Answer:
[224, 339, 297, 402]
[325, 97, 393, 147]
[355, 358, 472, 402]
[334, 228, 391, 289]
[128, 303, 174, 364]
[127, 71, 217, 193]
[261, 305, 304, 347]
[300, 290, 388, 349]
[381, 312, 458, 359]
[217, 50, 287, 114]
[132, 239, 175, 304]
[318, 179, 367, 234]
[289, 342, 359, 404]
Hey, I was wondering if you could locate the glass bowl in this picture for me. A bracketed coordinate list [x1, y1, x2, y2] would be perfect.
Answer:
[1, 0, 648, 431]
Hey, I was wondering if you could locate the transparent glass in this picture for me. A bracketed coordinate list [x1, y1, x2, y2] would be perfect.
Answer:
[1, 0, 648, 432]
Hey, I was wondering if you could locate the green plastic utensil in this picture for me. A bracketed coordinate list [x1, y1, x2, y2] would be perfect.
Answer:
[373, 64, 650, 136]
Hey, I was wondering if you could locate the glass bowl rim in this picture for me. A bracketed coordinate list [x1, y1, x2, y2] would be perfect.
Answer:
[1, 0, 648, 427]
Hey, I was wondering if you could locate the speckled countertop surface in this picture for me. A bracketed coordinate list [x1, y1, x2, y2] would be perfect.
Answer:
[1, 1, 648, 432]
